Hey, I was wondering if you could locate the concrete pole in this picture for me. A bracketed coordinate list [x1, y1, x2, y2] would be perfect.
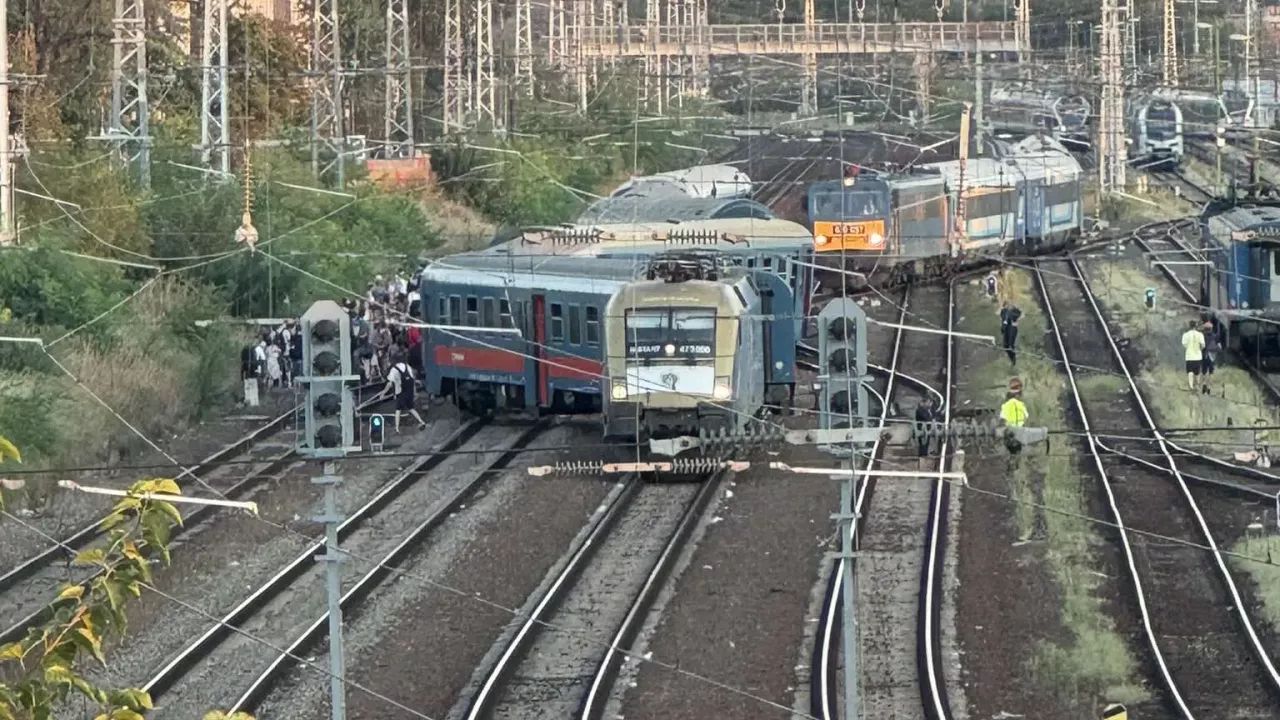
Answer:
[839, 474, 859, 720]
[0, 0, 12, 245]
[313, 465, 347, 720]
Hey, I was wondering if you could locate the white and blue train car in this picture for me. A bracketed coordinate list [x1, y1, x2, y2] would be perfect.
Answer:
[1202, 203, 1280, 364]
[1000, 135, 1084, 250]
[1129, 94, 1185, 167]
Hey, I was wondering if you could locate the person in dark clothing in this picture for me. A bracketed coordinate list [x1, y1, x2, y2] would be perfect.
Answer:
[915, 395, 940, 457]
[1200, 320, 1220, 395]
[1000, 301, 1022, 365]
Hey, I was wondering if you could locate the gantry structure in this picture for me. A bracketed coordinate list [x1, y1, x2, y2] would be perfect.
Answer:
[442, 0, 1028, 129]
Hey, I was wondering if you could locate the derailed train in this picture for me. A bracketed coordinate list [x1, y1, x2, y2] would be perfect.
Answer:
[415, 218, 805, 440]
[806, 134, 1085, 288]
[1201, 200, 1280, 366]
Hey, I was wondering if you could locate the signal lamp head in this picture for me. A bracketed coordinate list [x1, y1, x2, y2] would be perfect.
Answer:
[315, 425, 343, 449]
[827, 317, 857, 341]
[315, 392, 342, 417]
[312, 318, 340, 343]
[313, 351, 342, 376]
[828, 348, 852, 373]
[830, 390, 850, 415]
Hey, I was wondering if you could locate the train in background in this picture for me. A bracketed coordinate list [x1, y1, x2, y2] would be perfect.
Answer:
[609, 164, 753, 199]
[1201, 200, 1280, 366]
[1151, 87, 1250, 138]
[986, 85, 1092, 146]
[1129, 93, 1185, 167]
[805, 134, 1085, 288]
[602, 251, 795, 440]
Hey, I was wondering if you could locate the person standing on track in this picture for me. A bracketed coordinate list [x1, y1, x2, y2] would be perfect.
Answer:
[999, 300, 1022, 366]
[378, 358, 427, 432]
[915, 395, 940, 457]
[1181, 319, 1205, 391]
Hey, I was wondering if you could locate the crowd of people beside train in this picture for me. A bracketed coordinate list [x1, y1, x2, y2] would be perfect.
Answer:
[239, 271, 429, 429]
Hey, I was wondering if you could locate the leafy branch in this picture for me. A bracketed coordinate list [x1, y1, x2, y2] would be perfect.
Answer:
[0, 438, 252, 720]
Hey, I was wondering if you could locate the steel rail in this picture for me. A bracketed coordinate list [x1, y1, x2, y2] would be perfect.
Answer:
[0, 400, 298, 593]
[918, 281, 957, 720]
[228, 419, 551, 713]
[577, 470, 725, 719]
[142, 416, 491, 701]
[1068, 254, 1280, 695]
[1033, 260, 1194, 718]
[813, 285, 911, 720]
[0, 385, 380, 646]
[462, 474, 644, 720]
[1096, 439, 1276, 499]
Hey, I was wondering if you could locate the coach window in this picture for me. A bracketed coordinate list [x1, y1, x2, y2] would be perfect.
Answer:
[466, 296, 479, 326]
[586, 306, 600, 345]
[482, 297, 497, 327]
[763, 256, 774, 272]
[569, 305, 582, 344]
[499, 299, 514, 329]
[448, 296, 462, 325]
[550, 303, 565, 342]
[438, 297, 447, 323]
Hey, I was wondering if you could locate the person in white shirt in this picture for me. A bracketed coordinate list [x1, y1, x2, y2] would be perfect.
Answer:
[1181, 319, 1205, 391]
[378, 359, 427, 432]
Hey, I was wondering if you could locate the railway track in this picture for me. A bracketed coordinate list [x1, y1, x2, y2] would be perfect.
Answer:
[0, 386, 386, 647]
[1035, 256, 1280, 717]
[140, 418, 547, 715]
[811, 281, 957, 719]
[460, 472, 722, 720]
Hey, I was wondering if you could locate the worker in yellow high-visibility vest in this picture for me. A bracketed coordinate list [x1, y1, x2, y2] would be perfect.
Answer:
[1000, 378, 1029, 454]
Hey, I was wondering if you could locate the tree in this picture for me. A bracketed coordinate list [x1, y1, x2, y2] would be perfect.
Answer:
[0, 438, 253, 720]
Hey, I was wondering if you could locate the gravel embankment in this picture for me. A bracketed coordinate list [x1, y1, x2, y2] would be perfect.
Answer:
[0, 391, 298, 571]
[479, 481, 703, 720]
[252, 419, 617, 720]
[614, 447, 835, 719]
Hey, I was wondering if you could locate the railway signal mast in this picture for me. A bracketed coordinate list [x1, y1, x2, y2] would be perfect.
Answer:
[298, 300, 359, 720]
[816, 296, 869, 720]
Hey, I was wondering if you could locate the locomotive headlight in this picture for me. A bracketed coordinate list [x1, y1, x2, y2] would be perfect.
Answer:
[664, 343, 676, 356]
[713, 377, 732, 400]
[611, 383, 628, 400]
[815, 234, 830, 245]
[869, 232, 884, 247]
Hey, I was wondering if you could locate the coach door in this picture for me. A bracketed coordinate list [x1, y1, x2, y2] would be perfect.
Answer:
[532, 294, 550, 407]
[1025, 179, 1044, 245]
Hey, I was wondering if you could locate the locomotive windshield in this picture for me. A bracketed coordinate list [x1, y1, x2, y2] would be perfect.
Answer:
[811, 190, 885, 219]
[1147, 102, 1178, 140]
[624, 307, 717, 360]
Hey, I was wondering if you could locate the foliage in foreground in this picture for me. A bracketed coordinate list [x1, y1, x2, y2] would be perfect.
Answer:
[0, 438, 254, 720]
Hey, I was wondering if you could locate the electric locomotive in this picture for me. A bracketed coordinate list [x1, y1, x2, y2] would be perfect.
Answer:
[1201, 200, 1280, 366]
[806, 135, 1084, 290]
[602, 251, 796, 440]
[1129, 94, 1184, 167]
[987, 85, 1092, 146]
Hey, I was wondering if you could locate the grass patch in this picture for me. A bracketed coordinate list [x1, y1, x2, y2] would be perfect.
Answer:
[956, 271, 1148, 707]
[1231, 535, 1280, 630]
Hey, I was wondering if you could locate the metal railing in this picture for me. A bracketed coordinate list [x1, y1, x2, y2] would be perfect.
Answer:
[572, 21, 1020, 54]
